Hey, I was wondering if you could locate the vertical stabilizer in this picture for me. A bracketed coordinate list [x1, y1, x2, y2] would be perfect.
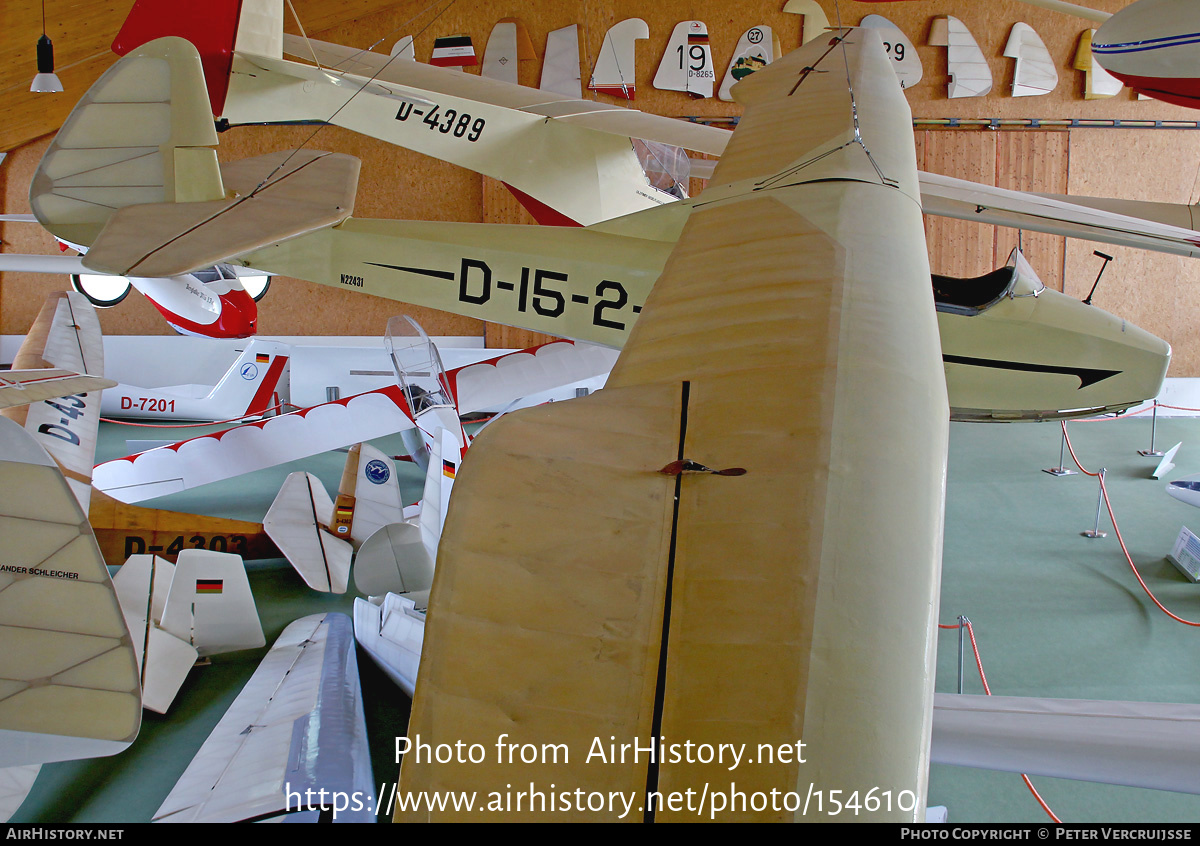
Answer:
[0, 417, 141, 766]
[159, 549, 265, 654]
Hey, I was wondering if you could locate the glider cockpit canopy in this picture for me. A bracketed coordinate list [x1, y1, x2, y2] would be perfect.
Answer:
[385, 315, 454, 415]
[933, 247, 1045, 317]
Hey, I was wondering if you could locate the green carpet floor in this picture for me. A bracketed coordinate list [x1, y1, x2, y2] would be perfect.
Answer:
[13, 415, 1200, 823]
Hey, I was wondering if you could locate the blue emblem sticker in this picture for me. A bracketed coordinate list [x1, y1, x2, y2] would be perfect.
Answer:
[364, 459, 390, 485]
[240, 363, 258, 381]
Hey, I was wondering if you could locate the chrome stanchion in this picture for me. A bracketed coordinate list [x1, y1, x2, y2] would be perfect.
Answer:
[957, 615, 967, 695]
[1139, 402, 1164, 457]
[1082, 468, 1108, 539]
[1044, 427, 1078, 476]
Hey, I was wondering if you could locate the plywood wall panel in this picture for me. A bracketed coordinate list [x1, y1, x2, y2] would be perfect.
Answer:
[1066, 130, 1200, 377]
[920, 130, 997, 282]
[994, 131, 1068, 291]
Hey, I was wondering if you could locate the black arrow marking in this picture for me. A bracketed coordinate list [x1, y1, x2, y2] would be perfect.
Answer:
[364, 262, 455, 281]
[943, 354, 1120, 389]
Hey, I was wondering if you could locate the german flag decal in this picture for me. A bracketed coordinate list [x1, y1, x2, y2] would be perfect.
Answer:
[431, 35, 476, 67]
[196, 579, 223, 594]
[443, 459, 457, 479]
[255, 353, 270, 364]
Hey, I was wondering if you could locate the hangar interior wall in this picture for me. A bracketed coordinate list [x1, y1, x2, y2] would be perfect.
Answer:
[3, 1, 1199, 371]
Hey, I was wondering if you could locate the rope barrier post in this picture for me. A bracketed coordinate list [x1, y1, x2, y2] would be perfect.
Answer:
[1043, 426, 1078, 476]
[957, 615, 966, 695]
[1082, 468, 1108, 539]
[1138, 402, 1164, 457]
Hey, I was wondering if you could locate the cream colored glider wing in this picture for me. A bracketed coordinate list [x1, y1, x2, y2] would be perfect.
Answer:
[0, 416, 140, 767]
[919, 171, 1200, 258]
[398, 29, 947, 822]
[0, 371, 115, 410]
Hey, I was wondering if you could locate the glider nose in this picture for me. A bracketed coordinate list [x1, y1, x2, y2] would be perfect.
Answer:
[213, 287, 258, 338]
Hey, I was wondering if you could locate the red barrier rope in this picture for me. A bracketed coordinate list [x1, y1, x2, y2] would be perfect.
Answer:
[1059, 422, 1200, 627]
[936, 619, 1060, 820]
[939, 619, 1060, 822]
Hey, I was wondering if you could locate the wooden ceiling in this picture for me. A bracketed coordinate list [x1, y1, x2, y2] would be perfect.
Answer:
[0, 0, 413, 153]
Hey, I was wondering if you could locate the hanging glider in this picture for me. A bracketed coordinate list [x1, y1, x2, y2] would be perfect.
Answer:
[653, 21, 715, 99]
[928, 16, 992, 99]
[1005, 22, 1059, 96]
[589, 18, 648, 100]
[93, 338, 618, 504]
[100, 339, 289, 421]
[1015, 0, 1200, 109]
[397, 28, 948, 822]
[718, 26, 780, 102]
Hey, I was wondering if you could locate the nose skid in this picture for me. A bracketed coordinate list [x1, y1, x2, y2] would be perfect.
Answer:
[147, 285, 258, 339]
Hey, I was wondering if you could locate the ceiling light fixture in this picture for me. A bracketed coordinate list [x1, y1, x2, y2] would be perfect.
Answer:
[30, 0, 63, 93]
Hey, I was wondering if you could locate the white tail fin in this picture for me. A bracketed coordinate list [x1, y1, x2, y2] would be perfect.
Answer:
[263, 472, 353, 593]
[344, 443, 405, 545]
[158, 549, 265, 654]
[111, 555, 199, 714]
[653, 21, 715, 99]
[589, 19, 648, 99]
[418, 427, 460, 566]
[203, 339, 290, 418]
[540, 25, 582, 97]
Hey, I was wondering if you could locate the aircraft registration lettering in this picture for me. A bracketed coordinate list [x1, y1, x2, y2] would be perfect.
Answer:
[362, 258, 644, 332]
[36, 392, 87, 446]
[123, 534, 250, 558]
[394, 102, 486, 142]
[456, 258, 640, 330]
[120, 397, 176, 413]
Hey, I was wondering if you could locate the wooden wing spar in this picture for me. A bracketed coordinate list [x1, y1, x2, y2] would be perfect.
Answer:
[398, 30, 948, 822]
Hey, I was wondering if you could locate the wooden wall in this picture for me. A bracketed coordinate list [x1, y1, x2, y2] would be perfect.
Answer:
[4, 1, 1200, 372]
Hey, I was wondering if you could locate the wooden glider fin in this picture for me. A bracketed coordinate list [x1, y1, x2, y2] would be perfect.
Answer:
[399, 29, 947, 821]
